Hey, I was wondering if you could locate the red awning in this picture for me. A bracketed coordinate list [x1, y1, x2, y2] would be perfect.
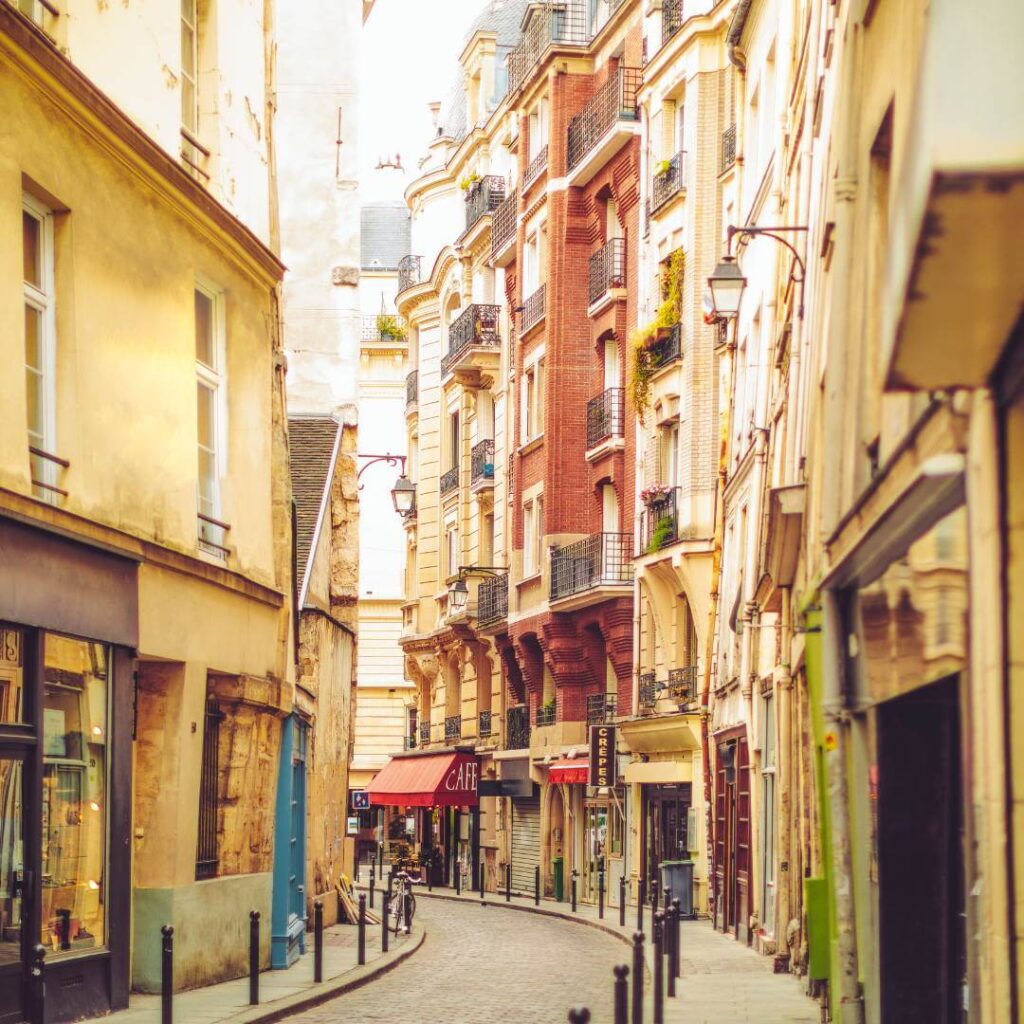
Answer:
[548, 757, 589, 785]
[368, 752, 479, 807]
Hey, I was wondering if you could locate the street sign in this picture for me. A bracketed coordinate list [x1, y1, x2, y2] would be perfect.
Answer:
[589, 724, 617, 787]
[351, 789, 370, 810]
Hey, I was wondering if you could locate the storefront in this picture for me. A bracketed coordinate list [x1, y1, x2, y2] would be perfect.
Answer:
[0, 518, 135, 1024]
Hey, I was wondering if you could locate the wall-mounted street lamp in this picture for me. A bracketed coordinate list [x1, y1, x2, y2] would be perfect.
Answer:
[706, 224, 808, 322]
[356, 453, 415, 517]
[448, 565, 508, 614]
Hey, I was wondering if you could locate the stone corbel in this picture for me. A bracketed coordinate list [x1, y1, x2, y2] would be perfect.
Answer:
[208, 672, 287, 716]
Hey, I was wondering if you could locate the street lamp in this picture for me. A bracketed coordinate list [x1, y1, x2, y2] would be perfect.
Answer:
[446, 565, 508, 615]
[391, 474, 416, 517]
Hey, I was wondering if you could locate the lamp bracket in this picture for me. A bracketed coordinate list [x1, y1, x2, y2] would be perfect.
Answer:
[356, 452, 407, 490]
[726, 225, 809, 319]
[456, 565, 509, 580]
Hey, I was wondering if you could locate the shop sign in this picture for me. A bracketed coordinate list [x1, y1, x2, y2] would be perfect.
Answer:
[442, 757, 478, 799]
[589, 724, 617, 787]
[346, 815, 359, 835]
[351, 790, 370, 810]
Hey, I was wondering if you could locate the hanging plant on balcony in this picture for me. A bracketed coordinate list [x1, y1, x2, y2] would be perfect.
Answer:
[376, 313, 407, 341]
[640, 483, 672, 507]
[459, 171, 481, 192]
[654, 158, 673, 177]
[648, 514, 675, 554]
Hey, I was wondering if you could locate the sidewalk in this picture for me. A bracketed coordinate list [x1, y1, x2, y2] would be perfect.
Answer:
[385, 881, 820, 1024]
[104, 918, 424, 1024]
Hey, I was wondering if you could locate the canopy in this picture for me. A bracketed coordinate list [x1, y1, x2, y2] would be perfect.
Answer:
[548, 757, 589, 785]
[368, 752, 479, 807]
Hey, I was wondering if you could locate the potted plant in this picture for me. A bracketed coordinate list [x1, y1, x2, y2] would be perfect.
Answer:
[648, 514, 675, 554]
[654, 157, 673, 177]
[640, 484, 672, 507]
[459, 172, 481, 192]
[376, 313, 407, 341]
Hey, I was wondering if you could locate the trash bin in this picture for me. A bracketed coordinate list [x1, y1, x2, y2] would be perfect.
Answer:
[553, 856, 564, 902]
[660, 859, 694, 918]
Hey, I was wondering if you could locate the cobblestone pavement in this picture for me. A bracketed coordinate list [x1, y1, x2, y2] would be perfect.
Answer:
[283, 897, 625, 1023]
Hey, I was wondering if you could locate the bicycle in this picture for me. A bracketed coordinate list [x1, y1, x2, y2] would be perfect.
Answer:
[389, 870, 417, 934]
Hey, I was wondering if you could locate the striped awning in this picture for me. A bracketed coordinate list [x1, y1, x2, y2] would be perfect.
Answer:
[548, 757, 589, 785]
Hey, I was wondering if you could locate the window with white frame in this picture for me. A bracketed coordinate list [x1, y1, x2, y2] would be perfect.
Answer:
[444, 512, 459, 580]
[523, 495, 544, 578]
[520, 357, 545, 443]
[180, 0, 210, 179]
[528, 98, 548, 159]
[195, 283, 227, 556]
[523, 222, 546, 295]
[22, 195, 58, 503]
[659, 421, 679, 487]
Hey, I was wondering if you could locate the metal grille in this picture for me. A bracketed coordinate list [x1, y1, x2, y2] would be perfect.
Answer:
[442, 303, 501, 376]
[523, 144, 549, 189]
[550, 532, 632, 601]
[721, 124, 737, 171]
[588, 237, 626, 305]
[406, 369, 418, 410]
[506, 704, 531, 749]
[536, 703, 556, 727]
[651, 150, 685, 213]
[477, 573, 509, 628]
[508, 1, 589, 94]
[639, 486, 680, 554]
[520, 283, 546, 334]
[398, 255, 421, 293]
[586, 387, 625, 449]
[464, 175, 505, 233]
[419, 721, 431, 745]
[471, 438, 495, 485]
[567, 66, 642, 172]
[587, 693, 614, 725]
[440, 465, 459, 497]
[195, 695, 222, 880]
[445, 715, 462, 743]
[491, 188, 517, 261]
[638, 672, 657, 714]
[646, 324, 682, 372]
[479, 710, 492, 738]
[669, 666, 698, 706]
[662, 0, 684, 46]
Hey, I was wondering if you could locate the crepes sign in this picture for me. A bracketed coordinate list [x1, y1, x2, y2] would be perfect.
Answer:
[589, 724, 617, 788]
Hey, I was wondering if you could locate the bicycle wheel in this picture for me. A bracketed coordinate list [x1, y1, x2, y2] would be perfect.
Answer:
[406, 893, 416, 925]
[390, 892, 403, 934]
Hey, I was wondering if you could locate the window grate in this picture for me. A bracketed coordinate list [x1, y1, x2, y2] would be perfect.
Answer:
[520, 283, 547, 335]
[491, 188, 518, 261]
[464, 176, 505, 234]
[406, 369, 418, 410]
[445, 715, 462, 743]
[567, 66, 642, 172]
[550, 532, 632, 601]
[586, 388, 625, 449]
[477, 573, 509, 628]
[721, 124, 737, 172]
[471, 438, 495, 485]
[651, 150, 686, 213]
[506, 704, 531, 749]
[195, 694, 222, 880]
[398, 255, 422, 293]
[588, 237, 627, 305]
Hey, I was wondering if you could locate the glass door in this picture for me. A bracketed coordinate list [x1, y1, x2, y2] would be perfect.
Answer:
[0, 756, 26, 1024]
[582, 803, 608, 903]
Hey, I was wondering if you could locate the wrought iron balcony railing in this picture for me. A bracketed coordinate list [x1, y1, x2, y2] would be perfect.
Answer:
[586, 387, 625, 449]
[464, 175, 506, 234]
[567, 66, 642, 172]
[721, 124, 737, 172]
[588, 237, 626, 306]
[651, 150, 685, 213]
[442, 303, 501, 377]
[662, 0, 684, 46]
[491, 187, 517, 261]
[479, 710, 492, 738]
[638, 672, 657, 713]
[405, 369, 418, 410]
[471, 438, 495, 486]
[404, 732, 418, 750]
[506, 703, 531, 749]
[440, 465, 459, 497]
[508, 1, 589, 95]
[520, 283, 546, 335]
[587, 693, 615, 725]
[646, 323, 682, 371]
[669, 666, 698, 705]
[398, 254, 421, 293]
[419, 721, 431, 744]
[639, 485, 681, 554]
[524, 144, 549, 189]
[477, 573, 508, 628]
[536, 703, 557, 727]
[445, 715, 462, 743]
[550, 532, 632, 602]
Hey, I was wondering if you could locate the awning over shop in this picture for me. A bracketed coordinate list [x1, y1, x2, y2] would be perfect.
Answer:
[624, 758, 692, 785]
[368, 752, 479, 807]
[548, 757, 589, 784]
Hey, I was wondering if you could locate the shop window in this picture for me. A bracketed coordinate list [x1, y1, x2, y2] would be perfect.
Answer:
[195, 693, 222, 880]
[0, 627, 25, 722]
[41, 633, 109, 955]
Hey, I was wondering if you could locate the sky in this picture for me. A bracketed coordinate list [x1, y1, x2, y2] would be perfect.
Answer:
[360, 0, 488, 203]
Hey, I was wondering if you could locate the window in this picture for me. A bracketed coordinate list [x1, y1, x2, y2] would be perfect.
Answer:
[528, 98, 549, 159]
[523, 496, 543, 577]
[23, 195, 58, 502]
[659, 422, 679, 486]
[447, 410, 460, 473]
[601, 483, 619, 533]
[523, 223, 547, 294]
[16, 0, 57, 29]
[445, 513, 459, 579]
[195, 284, 227, 556]
[521, 358, 545, 443]
[180, 0, 210, 179]
[196, 692, 222, 879]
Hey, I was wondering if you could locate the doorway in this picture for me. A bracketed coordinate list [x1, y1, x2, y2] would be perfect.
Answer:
[0, 756, 26, 1024]
[714, 734, 750, 940]
[581, 801, 608, 904]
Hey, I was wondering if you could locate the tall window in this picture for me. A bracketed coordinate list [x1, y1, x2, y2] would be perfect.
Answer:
[447, 410, 460, 473]
[521, 358, 545, 442]
[196, 692, 222, 879]
[23, 195, 57, 502]
[760, 690, 777, 936]
[528, 98, 548, 159]
[523, 496, 544, 577]
[444, 512, 459, 579]
[195, 285, 226, 556]
[180, 0, 209, 178]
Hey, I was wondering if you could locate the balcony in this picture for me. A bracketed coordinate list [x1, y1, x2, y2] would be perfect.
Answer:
[419, 721, 431, 745]
[520, 283, 546, 335]
[398, 255, 421, 293]
[471, 438, 495, 489]
[639, 486, 681, 554]
[506, 704, 531, 749]
[638, 672, 657, 714]
[566, 66, 642, 185]
[523, 144, 549, 190]
[445, 715, 462, 743]
[464, 175, 505, 236]
[637, 667, 698, 716]
[588, 237, 626, 308]
[440, 465, 459, 497]
[646, 323, 682, 372]
[405, 369, 418, 412]
[669, 666, 698, 707]
[651, 150, 686, 214]
[661, 0, 684, 47]
[491, 187, 517, 267]
[721, 124, 737, 172]
[550, 532, 632, 607]
[587, 693, 615, 725]
[586, 387, 625, 452]
[441, 303, 501, 382]
[479, 710, 492, 738]
[477, 573, 508, 629]
[536, 703, 557, 728]
[508, 1, 589, 95]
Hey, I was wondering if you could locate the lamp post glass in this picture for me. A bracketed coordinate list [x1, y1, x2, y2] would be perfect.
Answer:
[391, 474, 415, 515]
[449, 577, 469, 612]
[707, 255, 747, 319]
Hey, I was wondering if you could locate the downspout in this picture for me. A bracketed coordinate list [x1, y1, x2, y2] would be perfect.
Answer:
[727, 0, 753, 70]
[776, 587, 795, 964]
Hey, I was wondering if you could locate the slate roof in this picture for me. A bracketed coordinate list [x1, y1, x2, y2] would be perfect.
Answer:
[288, 416, 342, 597]
[360, 204, 411, 270]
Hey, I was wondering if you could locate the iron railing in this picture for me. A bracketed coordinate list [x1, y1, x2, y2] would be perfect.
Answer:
[445, 715, 462, 743]
[662, 0, 685, 46]
[195, 695, 223, 880]
[419, 721, 431, 744]
[524, 144, 549, 189]
[567, 66, 642, 172]
[651, 150, 685, 213]
[587, 693, 615, 725]
[639, 486, 681, 554]
[722, 124, 737, 172]
[479, 710, 492, 738]
[398, 255, 421, 293]
[520, 283, 546, 334]
[669, 666, 698, 705]
[508, 1, 589, 95]
[550, 532, 632, 601]
[442, 303, 501, 376]
[646, 323, 682, 370]
[536, 703, 557, 727]
[586, 387, 625, 449]
[471, 438, 495, 485]
[491, 187, 517, 260]
[506, 704, 531, 749]
[638, 672, 657, 714]
[477, 573, 509, 628]
[465, 175, 505, 233]
[589, 237, 626, 305]
[406, 369, 418, 410]
[440, 465, 459, 496]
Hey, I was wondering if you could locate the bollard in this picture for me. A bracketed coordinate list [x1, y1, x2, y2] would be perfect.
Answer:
[653, 911, 664, 1024]
[31, 944, 45, 1024]
[249, 910, 260, 1005]
[631, 931, 644, 1024]
[378, 842, 384, 879]
[637, 877, 645, 933]
[371, 848, 377, 883]
[387, 868, 394, 903]
[455, 860, 461, 896]
[427, 858, 433, 892]
[506, 863, 512, 903]
[313, 900, 323, 983]
[598, 863, 605, 920]
[404, 887, 412, 932]
[354, 849, 360, 884]
[357, 894, 366, 966]
[666, 900, 677, 997]
[650, 877, 659, 913]
[534, 864, 540, 906]
[613, 963, 629, 1024]
[662, 887, 672, 962]
[672, 897, 681, 979]
[161, 925, 174, 1024]
[567, 1009, 591, 1024]
[571, 869, 578, 913]
[381, 893, 390, 953]
[664, 884, 672, 915]
[480, 861, 486, 901]
[619, 875, 626, 927]
[369, 871, 375, 910]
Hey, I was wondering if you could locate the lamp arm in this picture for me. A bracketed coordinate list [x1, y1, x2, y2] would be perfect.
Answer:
[456, 565, 509, 579]
[727, 225, 808, 318]
[356, 453, 408, 490]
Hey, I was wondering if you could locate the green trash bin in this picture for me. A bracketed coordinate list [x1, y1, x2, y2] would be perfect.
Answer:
[553, 856, 564, 902]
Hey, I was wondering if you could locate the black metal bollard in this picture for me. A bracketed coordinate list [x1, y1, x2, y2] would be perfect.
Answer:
[666, 901, 677, 997]
[598, 863, 605, 920]
[480, 861, 486, 901]
[357, 894, 366, 966]
[371, 848, 377, 882]
[455, 860, 461, 896]
[653, 911, 664, 1024]
[161, 925, 173, 1024]
[619, 875, 626, 927]
[567, 1008, 591, 1024]
[571, 869, 578, 913]
[664, 884, 672, 914]
[613, 963, 629, 1024]
[650, 877, 659, 913]
[378, 842, 384, 879]
[672, 897, 681, 979]
[249, 910, 260, 1005]
[354, 849, 360, 883]
[31, 944, 45, 1024]
[631, 931, 644, 1024]
[534, 864, 540, 906]
[369, 871, 375, 910]
[313, 900, 323, 983]
[381, 894, 390, 953]
[637, 877, 645, 933]
[662, 887, 672, 961]
[387, 869, 394, 903]
[506, 862, 512, 902]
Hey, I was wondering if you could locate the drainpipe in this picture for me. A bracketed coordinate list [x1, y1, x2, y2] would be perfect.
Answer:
[776, 587, 794, 964]
[727, 0, 753, 70]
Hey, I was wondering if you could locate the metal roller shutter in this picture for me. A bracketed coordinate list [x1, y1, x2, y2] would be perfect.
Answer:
[510, 796, 541, 894]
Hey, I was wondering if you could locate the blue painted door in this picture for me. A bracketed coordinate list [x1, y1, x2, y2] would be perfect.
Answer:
[271, 716, 308, 968]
